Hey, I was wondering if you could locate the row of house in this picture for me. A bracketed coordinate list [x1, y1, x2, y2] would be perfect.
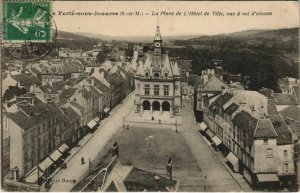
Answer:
[2, 60, 134, 183]
[195, 69, 298, 190]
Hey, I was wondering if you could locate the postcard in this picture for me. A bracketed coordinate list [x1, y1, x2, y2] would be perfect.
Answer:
[1, 0, 299, 192]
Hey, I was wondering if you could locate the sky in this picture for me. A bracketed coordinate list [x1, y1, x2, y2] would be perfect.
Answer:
[52, 1, 299, 37]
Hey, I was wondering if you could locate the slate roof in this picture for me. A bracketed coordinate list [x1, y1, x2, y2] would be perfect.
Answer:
[70, 101, 85, 113]
[214, 92, 234, 107]
[58, 88, 77, 105]
[86, 76, 110, 92]
[7, 97, 57, 131]
[273, 93, 298, 105]
[270, 114, 293, 144]
[11, 74, 32, 86]
[62, 107, 81, 123]
[279, 105, 300, 122]
[253, 119, 277, 138]
[232, 110, 258, 137]
[224, 103, 239, 115]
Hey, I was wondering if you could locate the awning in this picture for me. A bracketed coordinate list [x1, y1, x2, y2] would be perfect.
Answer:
[104, 107, 110, 113]
[87, 120, 97, 129]
[24, 167, 39, 183]
[257, 173, 279, 182]
[205, 129, 215, 138]
[49, 150, 63, 162]
[199, 122, 207, 131]
[58, 143, 69, 153]
[212, 136, 222, 146]
[226, 152, 239, 172]
[39, 157, 54, 172]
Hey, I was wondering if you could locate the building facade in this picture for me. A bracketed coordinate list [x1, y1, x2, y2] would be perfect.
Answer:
[134, 24, 182, 117]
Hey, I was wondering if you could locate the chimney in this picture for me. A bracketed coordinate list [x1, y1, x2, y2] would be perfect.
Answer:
[12, 166, 20, 181]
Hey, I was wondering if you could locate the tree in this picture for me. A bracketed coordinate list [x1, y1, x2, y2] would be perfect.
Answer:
[96, 51, 106, 64]
[3, 86, 27, 101]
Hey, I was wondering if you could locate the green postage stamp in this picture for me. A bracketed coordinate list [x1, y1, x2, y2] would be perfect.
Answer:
[2, 0, 51, 42]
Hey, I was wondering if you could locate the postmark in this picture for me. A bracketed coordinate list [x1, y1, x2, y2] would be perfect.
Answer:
[2, 0, 52, 42]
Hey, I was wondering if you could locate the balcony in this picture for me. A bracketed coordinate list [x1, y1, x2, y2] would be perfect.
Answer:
[140, 94, 174, 100]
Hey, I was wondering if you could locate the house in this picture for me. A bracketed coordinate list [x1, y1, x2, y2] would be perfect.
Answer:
[200, 90, 296, 189]
[5, 94, 65, 177]
[2, 72, 34, 95]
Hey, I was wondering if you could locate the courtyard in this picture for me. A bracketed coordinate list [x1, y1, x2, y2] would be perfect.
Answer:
[95, 126, 205, 192]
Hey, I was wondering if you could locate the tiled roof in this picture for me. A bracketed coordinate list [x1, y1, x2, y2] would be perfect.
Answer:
[273, 93, 298, 105]
[270, 114, 293, 144]
[201, 76, 228, 92]
[214, 92, 234, 107]
[224, 103, 239, 115]
[267, 99, 278, 115]
[253, 119, 277, 138]
[293, 86, 300, 103]
[232, 110, 258, 137]
[7, 97, 57, 130]
[279, 105, 300, 122]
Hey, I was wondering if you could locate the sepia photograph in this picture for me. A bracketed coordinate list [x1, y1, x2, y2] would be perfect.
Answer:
[1, 1, 299, 192]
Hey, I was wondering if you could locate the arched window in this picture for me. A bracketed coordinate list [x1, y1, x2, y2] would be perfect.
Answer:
[145, 72, 149, 77]
[165, 72, 168, 77]
[154, 73, 159, 78]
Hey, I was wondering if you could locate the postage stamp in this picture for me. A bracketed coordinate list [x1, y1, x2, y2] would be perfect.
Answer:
[2, 0, 51, 42]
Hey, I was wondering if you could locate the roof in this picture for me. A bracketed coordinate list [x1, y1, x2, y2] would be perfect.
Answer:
[253, 119, 277, 138]
[267, 99, 278, 115]
[201, 76, 228, 92]
[214, 92, 234, 107]
[232, 111, 258, 137]
[39, 81, 65, 94]
[270, 114, 293, 144]
[86, 76, 110, 92]
[7, 97, 58, 130]
[224, 103, 239, 115]
[65, 77, 84, 86]
[273, 93, 298, 105]
[124, 167, 177, 192]
[69, 101, 85, 113]
[11, 74, 32, 86]
[293, 86, 300, 103]
[58, 88, 77, 105]
[284, 118, 300, 136]
[62, 107, 81, 123]
[279, 105, 300, 122]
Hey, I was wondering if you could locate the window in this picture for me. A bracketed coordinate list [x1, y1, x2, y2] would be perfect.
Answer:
[154, 73, 159, 78]
[263, 138, 268, 144]
[164, 85, 169, 96]
[144, 84, 150, 95]
[284, 150, 288, 157]
[145, 72, 149, 77]
[165, 72, 168, 77]
[267, 148, 273, 158]
[154, 85, 159, 96]
[284, 163, 288, 172]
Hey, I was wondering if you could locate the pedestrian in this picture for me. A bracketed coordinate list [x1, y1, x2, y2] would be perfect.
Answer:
[166, 158, 173, 181]
[81, 157, 85, 165]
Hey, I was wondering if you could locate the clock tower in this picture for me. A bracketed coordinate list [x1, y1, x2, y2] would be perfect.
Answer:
[153, 24, 162, 69]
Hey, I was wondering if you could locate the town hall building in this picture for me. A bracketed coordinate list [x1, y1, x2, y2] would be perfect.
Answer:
[134, 24, 182, 118]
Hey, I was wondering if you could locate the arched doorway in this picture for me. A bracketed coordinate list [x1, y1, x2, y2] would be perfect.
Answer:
[153, 101, 160, 111]
[143, 100, 150, 111]
[162, 101, 170, 111]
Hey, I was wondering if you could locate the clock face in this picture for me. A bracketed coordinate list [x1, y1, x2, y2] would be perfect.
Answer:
[155, 42, 161, 47]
